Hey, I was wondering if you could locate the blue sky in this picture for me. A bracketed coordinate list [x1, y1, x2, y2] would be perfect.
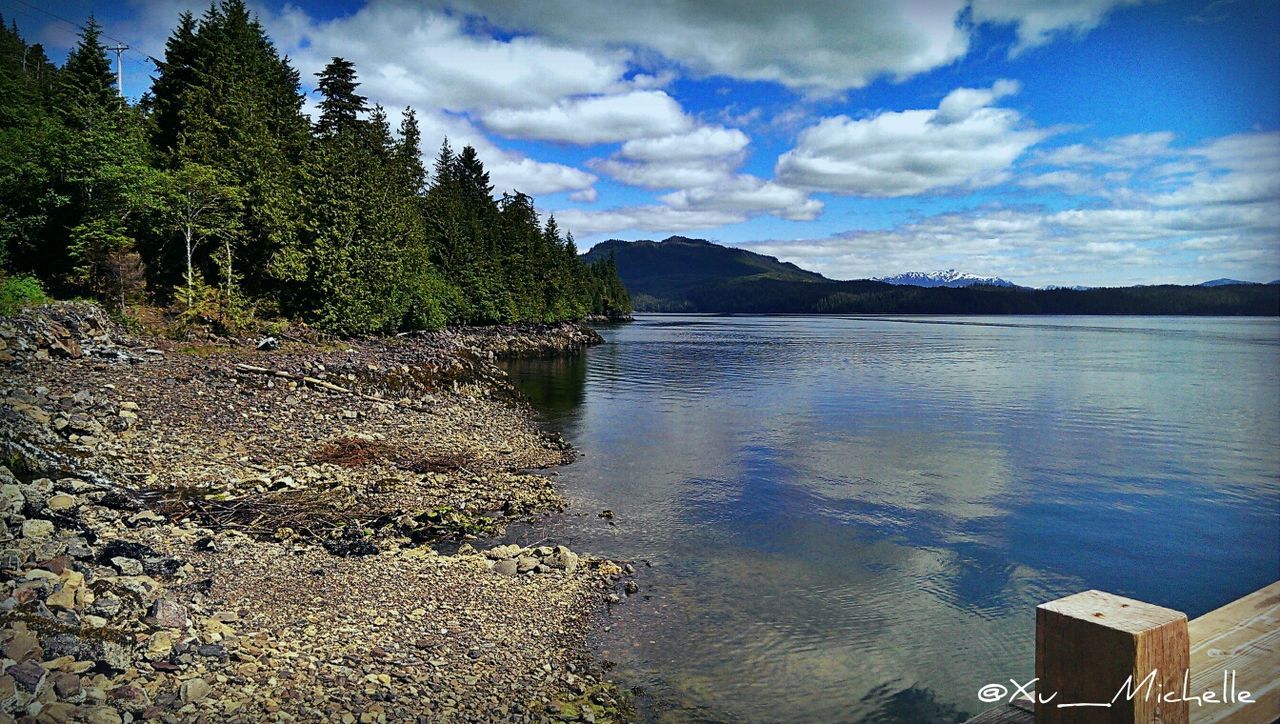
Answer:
[9, 0, 1280, 286]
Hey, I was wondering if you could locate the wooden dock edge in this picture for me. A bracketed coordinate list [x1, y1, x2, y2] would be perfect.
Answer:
[965, 581, 1280, 724]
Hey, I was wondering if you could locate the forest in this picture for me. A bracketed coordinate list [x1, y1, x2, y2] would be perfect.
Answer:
[0, 2, 631, 334]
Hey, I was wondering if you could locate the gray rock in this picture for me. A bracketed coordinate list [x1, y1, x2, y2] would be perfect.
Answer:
[51, 671, 81, 700]
[493, 560, 518, 577]
[7, 660, 47, 693]
[179, 678, 211, 703]
[88, 592, 122, 618]
[549, 548, 579, 573]
[0, 484, 24, 516]
[41, 633, 130, 672]
[145, 598, 189, 629]
[21, 518, 55, 539]
[109, 557, 143, 576]
[21, 478, 55, 511]
[0, 548, 23, 569]
[65, 538, 94, 559]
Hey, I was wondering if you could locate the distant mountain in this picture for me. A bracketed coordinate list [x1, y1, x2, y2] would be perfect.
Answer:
[581, 236, 1279, 316]
[875, 269, 1017, 288]
[1200, 278, 1261, 287]
[581, 236, 830, 310]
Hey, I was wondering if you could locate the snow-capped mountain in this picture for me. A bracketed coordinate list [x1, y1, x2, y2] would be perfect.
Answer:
[874, 269, 1017, 288]
[1199, 278, 1261, 287]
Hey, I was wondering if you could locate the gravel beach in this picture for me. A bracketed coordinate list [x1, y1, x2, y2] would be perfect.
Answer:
[0, 304, 635, 723]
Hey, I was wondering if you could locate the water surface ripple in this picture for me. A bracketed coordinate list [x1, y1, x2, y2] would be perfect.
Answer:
[499, 314, 1280, 723]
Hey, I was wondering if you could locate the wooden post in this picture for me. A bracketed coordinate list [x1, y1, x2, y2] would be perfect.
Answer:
[1035, 590, 1189, 724]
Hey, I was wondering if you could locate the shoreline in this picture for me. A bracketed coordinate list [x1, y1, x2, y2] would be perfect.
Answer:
[0, 303, 635, 722]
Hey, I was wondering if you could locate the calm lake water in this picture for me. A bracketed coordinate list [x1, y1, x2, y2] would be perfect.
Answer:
[499, 314, 1280, 723]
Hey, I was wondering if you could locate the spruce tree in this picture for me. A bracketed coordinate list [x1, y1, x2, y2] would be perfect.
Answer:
[315, 58, 366, 138]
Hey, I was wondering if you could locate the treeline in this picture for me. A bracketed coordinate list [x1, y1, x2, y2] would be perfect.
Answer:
[0, 2, 630, 333]
[634, 277, 1279, 315]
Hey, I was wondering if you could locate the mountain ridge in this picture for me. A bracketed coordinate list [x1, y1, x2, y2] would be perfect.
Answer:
[875, 269, 1018, 288]
[581, 236, 1278, 315]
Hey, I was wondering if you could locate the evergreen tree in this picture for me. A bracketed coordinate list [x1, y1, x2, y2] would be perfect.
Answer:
[314, 57, 366, 137]
[52, 19, 157, 300]
[58, 17, 118, 113]
[146, 11, 199, 158]
[0, 9, 632, 329]
[150, 0, 309, 295]
[0, 19, 60, 271]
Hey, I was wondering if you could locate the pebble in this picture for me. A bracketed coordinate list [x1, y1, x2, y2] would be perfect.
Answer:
[179, 677, 211, 703]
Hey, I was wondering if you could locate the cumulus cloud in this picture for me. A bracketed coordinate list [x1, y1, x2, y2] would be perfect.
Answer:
[776, 80, 1051, 196]
[266, 2, 626, 113]
[481, 90, 691, 144]
[559, 173, 822, 236]
[434, 0, 971, 92]
[1034, 132, 1176, 168]
[970, 0, 1145, 55]
[589, 126, 749, 189]
[406, 107, 598, 195]
[219, 1, 601, 195]
[555, 207, 746, 236]
[746, 131, 1280, 286]
[1147, 132, 1280, 207]
[619, 127, 750, 162]
[660, 176, 823, 221]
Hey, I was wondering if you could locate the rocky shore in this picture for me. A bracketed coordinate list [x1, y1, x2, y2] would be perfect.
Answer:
[0, 304, 635, 723]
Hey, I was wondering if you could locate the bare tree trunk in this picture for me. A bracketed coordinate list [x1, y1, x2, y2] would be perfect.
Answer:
[184, 224, 195, 309]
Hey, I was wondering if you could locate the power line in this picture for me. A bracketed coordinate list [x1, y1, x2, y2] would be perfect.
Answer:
[0, 0, 162, 61]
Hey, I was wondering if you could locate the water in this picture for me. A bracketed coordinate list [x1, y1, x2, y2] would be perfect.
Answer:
[498, 315, 1280, 723]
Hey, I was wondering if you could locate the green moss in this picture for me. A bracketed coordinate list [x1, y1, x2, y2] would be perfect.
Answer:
[1, 610, 132, 645]
[540, 681, 635, 723]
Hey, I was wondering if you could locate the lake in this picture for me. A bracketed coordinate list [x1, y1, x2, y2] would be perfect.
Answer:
[499, 314, 1280, 723]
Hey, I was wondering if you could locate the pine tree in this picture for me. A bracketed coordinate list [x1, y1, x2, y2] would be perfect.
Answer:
[147, 11, 199, 158]
[315, 57, 366, 137]
[149, 0, 309, 295]
[0, 19, 60, 272]
[58, 17, 118, 114]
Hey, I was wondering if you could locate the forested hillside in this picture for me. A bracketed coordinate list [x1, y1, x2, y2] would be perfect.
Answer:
[588, 237, 1279, 315]
[0, 3, 630, 333]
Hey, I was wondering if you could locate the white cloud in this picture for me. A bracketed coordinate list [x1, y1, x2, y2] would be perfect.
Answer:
[1018, 170, 1098, 194]
[660, 176, 823, 222]
[776, 80, 1050, 196]
[1148, 132, 1280, 207]
[970, 0, 1145, 55]
[267, 3, 627, 113]
[409, 108, 597, 195]
[935, 79, 1021, 123]
[569, 188, 599, 203]
[742, 130, 1280, 286]
[591, 159, 737, 190]
[435, 0, 971, 92]
[619, 127, 750, 163]
[253, 2, 606, 195]
[558, 173, 821, 237]
[590, 126, 750, 189]
[481, 90, 691, 144]
[1034, 132, 1176, 168]
[556, 207, 746, 236]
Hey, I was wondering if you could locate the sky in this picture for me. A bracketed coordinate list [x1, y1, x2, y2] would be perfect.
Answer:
[7, 0, 1280, 286]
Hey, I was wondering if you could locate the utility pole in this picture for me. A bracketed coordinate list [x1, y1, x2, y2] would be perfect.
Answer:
[109, 43, 128, 97]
